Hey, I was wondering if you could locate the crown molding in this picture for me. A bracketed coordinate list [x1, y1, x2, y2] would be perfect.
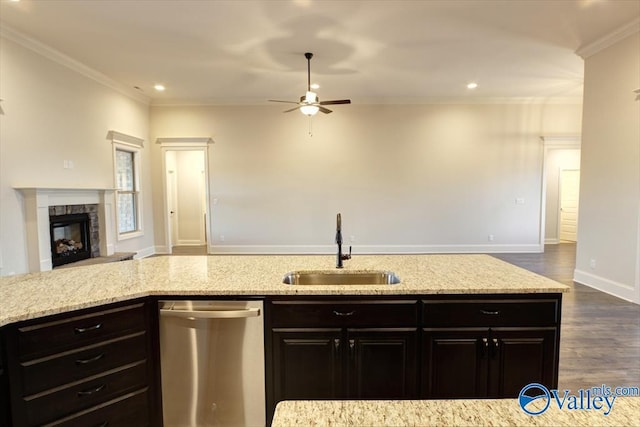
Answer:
[151, 96, 583, 107]
[0, 25, 150, 105]
[576, 18, 640, 59]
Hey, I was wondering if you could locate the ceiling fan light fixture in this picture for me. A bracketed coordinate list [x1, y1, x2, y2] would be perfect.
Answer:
[300, 104, 319, 116]
[305, 91, 317, 103]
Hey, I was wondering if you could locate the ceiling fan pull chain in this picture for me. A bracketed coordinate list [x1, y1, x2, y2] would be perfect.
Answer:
[308, 116, 313, 137]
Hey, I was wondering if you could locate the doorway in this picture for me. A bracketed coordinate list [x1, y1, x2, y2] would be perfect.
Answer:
[542, 137, 581, 245]
[159, 138, 213, 255]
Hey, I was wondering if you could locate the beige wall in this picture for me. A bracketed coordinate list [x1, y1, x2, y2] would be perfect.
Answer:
[0, 36, 154, 275]
[150, 103, 582, 254]
[576, 31, 640, 303]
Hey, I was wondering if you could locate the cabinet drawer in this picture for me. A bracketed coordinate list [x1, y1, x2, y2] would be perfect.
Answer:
[17, 303, 146, 361]
[45, 388, 149, 427]
[271, 300, 418, 327]
[21, 332, 147, 396]
[422, 299, 559, 327]
[23, 361, 147, 427]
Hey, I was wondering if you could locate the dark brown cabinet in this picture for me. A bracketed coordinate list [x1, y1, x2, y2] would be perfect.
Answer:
[2, 299, 161, 427]
[267, 299, 419, 421]
[420, 296, 561, 399]
[0, 337, 10, 427]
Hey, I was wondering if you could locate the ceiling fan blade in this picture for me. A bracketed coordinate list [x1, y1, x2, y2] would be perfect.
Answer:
[319, 99, 351, 105]
[319, 106, 333, 114]
[283, 106, 301, 113]
[269, 100, 300, 104]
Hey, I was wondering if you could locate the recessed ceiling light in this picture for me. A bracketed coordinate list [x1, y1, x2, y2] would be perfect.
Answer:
[467, 82, 478, 89]
[154, 84, 166, 92]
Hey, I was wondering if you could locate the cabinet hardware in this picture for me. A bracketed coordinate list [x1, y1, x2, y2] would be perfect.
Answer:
[480, 310, 500, 315]
[75, 353, 105, 365]
[334, 338, 340, 351]
[490, 338, 499, 358]
[74, 323, 103, 334]
[332, 310, 355, 317]
[97, 422, 109, 427]
[480, 338, 488, 358]
[77, 383, 106, 396]
[349, 339, 355, 359]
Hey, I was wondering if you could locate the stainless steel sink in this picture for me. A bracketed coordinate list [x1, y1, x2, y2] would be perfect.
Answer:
[282, 270, 400, 285]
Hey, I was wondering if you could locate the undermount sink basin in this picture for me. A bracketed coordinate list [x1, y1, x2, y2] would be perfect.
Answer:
[282, 270, 401, 285]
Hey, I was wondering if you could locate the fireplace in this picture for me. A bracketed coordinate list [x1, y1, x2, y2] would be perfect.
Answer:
[49, 213, 92, 267]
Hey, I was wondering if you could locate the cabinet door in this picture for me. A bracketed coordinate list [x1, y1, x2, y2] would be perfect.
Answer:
[421, 329, 489, 398]
[347, 329, 418, 399]
[488, 328, 558, 397]
[272, 329, 343, 402]
[0, 338, 10, 427]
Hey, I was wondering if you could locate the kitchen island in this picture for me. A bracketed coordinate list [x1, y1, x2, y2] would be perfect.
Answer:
[271, 398, 640, 426]
[0, 254, 568, 326]
[0, 254, 569, 426]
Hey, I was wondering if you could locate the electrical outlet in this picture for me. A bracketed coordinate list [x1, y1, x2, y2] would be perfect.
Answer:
[590, 259, 596, 269]
[219, 235, 225, 242]
[350, 235, 356, 243]
[488, 234, 495, 242]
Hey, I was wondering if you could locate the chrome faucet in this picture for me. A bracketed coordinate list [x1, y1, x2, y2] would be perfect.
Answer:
[335, 213, 351, 268]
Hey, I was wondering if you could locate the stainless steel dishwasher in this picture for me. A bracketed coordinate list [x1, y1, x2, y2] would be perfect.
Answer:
[159, 300, 265, 427]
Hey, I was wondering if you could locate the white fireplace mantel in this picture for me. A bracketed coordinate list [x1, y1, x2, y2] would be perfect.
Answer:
[15, 187, 117, 272]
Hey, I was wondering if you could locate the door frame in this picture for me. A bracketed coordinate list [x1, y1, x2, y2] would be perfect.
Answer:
[540, 136, 581, 247]
[157, 137, 214, 254]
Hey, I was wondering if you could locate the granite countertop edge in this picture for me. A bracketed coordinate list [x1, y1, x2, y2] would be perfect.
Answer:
[0, 254, 569, 327]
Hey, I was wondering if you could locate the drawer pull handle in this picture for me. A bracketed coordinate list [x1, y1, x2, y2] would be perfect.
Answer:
[480, 310, 500, 315]
[74, 323, 103, 334]
[77, 383, 106, 397]
[76, 353, 105, 365]
[333, 310, 355, 317]
[97, 422, 109, 427]
[334, 338, 340, 351]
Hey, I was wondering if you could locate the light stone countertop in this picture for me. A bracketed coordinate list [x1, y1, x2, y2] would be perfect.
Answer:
[0, 254, 568, 327]
[271, 397, 640, 426]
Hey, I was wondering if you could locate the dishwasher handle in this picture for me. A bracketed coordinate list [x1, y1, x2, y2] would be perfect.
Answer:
[160, 307, 260, 319]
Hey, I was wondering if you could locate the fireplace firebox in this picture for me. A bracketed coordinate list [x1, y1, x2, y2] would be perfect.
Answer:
[49, 213, 92, 267]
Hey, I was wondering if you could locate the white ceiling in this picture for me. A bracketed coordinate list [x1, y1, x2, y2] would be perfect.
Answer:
[1, 0, 639, 105]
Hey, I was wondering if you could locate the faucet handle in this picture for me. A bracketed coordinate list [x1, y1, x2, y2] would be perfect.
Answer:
[346, 245, 352, 260]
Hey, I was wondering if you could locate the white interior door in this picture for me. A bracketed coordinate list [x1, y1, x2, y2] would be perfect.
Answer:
[559, 169, 580, 242]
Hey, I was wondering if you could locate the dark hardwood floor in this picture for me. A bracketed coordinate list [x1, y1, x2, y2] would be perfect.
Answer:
[493, 243, 640, 392]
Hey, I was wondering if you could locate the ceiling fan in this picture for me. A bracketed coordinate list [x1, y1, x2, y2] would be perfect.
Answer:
[269, 52, 351, 116]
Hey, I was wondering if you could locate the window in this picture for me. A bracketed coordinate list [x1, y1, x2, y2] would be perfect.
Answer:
[108, 130, 144, 239]
[115, 148, 138, 234]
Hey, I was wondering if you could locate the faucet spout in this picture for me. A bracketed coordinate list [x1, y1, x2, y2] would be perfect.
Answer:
[335, 213, 351, 268]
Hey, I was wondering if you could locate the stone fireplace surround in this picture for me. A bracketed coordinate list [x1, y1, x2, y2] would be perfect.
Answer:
[16, 187, 116, 272]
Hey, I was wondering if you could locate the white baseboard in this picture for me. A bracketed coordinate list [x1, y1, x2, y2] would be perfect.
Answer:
[574, 269, 639, 304]
[207, 243, 544, 255]
[177, 240, 206, 246]
[154, 245, 171, 255]
[134, 246, 156, 259]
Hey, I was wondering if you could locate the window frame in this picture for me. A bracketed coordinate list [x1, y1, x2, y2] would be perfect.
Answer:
[109, 131, 144, 241]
